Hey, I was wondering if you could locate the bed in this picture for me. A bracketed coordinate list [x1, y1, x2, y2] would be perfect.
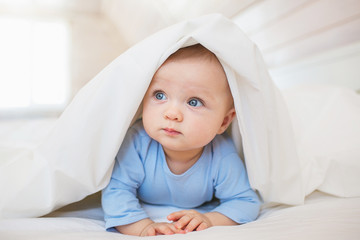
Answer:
[1, 14, 360, 239]
[0, 191, 359, 240]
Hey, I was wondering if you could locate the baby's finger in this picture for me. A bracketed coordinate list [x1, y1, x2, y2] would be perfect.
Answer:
[174, 215, 192, 229]
[167, 210, 187, 221]
[168, 223, 186, 234]
[196, 222, 209, 231]
[155, 225, 175, 235]
[184, 217, 202, 232]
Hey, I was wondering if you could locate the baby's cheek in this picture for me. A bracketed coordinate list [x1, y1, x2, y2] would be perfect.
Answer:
[190, 126, 216, 146]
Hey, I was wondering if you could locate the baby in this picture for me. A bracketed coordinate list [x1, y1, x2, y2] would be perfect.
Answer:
[102, 44, 260, 236]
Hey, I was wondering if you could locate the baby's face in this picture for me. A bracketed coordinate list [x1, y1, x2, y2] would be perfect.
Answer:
[142, 57, 234, 154]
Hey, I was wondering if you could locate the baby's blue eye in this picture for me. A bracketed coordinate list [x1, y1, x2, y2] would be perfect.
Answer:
[188, 98, 203, 107]
[155, 92, 166, 100]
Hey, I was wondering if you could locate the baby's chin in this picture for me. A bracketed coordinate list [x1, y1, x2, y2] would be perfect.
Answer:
[161, 143, 205, 155]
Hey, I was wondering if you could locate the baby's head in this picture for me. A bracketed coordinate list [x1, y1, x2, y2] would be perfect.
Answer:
[142, 44, 236, 153]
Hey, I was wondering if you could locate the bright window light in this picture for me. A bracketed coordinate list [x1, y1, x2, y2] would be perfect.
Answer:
[0, 16, 70, 113]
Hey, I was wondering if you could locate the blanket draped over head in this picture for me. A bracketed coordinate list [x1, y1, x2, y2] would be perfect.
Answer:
[1, 14, 359, 218]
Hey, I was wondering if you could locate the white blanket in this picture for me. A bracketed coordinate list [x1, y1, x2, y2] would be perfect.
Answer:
[1, 14, 359, 219]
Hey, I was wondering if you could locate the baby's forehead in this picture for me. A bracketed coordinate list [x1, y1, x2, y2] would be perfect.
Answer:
[154, 59, 228, 90]
[162, 51, 225, 78]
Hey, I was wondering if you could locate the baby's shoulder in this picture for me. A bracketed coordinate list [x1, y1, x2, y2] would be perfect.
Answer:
[128, 120, 147, 136]
[211, 133, 238, 156]
[125, 120, 153, 147]
[210, 134, 244, 173]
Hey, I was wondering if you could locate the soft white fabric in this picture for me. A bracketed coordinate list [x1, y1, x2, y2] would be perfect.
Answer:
[1, 14, 358, 219]
[1, 192, 360, 240]
[282, 84, 360, 197]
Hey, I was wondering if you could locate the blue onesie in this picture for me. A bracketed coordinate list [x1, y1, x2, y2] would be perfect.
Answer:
[102, 121, 260, 230]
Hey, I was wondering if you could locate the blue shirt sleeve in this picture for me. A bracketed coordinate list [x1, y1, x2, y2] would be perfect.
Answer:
[211, 137, 261, 224]
[101, 126, 149, 230]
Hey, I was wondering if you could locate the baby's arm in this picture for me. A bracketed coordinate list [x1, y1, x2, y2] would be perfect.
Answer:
[116, 218, 185, 236]
[168, 210, 237, 232]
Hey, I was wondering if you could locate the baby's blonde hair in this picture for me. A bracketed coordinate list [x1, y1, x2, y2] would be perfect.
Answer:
[167, 44, 220, 64]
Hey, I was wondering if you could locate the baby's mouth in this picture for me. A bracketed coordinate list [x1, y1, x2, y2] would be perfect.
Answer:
[162, 128, 181, 136]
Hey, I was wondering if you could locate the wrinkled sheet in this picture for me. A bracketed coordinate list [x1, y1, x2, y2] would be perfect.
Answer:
[0, 191, 359, 240]
[1, 14, 360, 219]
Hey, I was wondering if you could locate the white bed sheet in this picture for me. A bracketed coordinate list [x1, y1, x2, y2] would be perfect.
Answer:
[1, 191, 359, 240]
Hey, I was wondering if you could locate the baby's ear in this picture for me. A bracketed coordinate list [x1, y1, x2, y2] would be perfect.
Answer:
[217, 108, 236, 134]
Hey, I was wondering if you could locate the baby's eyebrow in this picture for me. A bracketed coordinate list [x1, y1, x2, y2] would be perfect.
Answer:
[187, 85, 213, 94]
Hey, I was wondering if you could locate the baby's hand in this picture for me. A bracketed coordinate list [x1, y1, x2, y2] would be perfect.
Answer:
[167, 210, 212, 233]
[140, 222, 185, 236]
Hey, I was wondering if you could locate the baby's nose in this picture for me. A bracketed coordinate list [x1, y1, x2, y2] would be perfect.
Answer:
[164, 106, 183, 122]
